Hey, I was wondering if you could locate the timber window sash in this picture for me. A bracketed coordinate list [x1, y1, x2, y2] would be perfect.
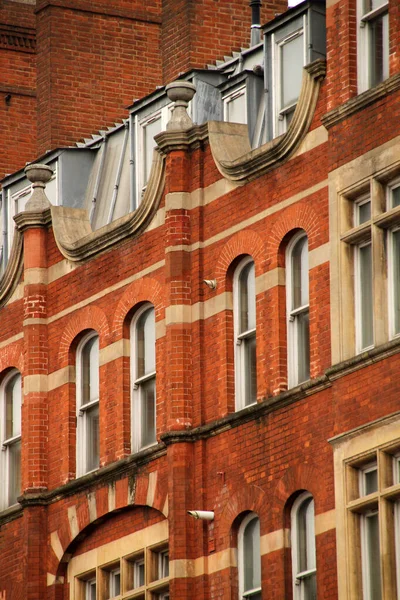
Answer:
[291, 492, 317, 600]
[76, 332, 100, 476]
[357, 0, 389, 92]
[238, 513, 262, 600]
[234, 257, 257, 410]
[131, 304, 156, 453]
[0, 370, 21, 509]
[286, 232, 310, 388]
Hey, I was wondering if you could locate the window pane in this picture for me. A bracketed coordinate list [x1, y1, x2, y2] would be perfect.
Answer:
[365, 512, 382, 600]
[297, 310, 310, 384]
[364, 0, 387, 14]
[297, 497, 315, 573]
[144, 117, 162, 184]
[239, 261, 256, 333]
[137, 308, 155, 378]
[292, 236, 308, 309]
[357, 200, 371, 225]
[225, 90, 247, 124]
[303, 572, 317, 600]
[392, 230, 400, 335]
[364, 467, 378, 495]
[5, 373, 21, 439]
[243, 517, 261, 592]
[110, 570, 120, 597]
[244, 333, 257, 406]
[359, 243, 373, 349]
[281, 33, 304, 109]
[141, 377, 156, 447]
[82, 336, 99, 405]
[134, 560, 145, 588]
[391, 186, 400, 208]
[8, 439, 21, 505]
[369, 13, 389, 87]
[86, 404, 99, 472]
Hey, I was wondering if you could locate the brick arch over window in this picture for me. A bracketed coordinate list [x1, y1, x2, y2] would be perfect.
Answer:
[214, 229, 266, 292]
[265, 200, 322, 269]
[216, 483, 266, 546]
[112, 277, 165, 340]
[273, 462, 321, 526]
[58, 305, 110, 369]
[0, 340, 24, 374]
[47, 470, 168, 588]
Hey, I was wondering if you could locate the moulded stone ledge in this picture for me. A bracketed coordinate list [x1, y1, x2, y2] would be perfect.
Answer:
[208, 59, 326, 183]
[0, 228, 24, 309]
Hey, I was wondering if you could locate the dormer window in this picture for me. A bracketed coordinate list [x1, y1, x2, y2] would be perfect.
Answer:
[263, 0, 326, 140]
[223, 86, 247, 125]
[274, 26, 305, 135]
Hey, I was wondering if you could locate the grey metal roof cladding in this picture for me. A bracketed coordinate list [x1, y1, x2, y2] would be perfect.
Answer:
[0, 0, 326, 274]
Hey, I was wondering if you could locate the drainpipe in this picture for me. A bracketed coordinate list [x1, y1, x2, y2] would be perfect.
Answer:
[249, 0, 262, 47]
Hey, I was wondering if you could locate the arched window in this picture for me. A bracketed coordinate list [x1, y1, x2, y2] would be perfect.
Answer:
[286, 233, 310, 387]
[234, 257, 257, 410]
[76, 332, 100, 476]
[291, 492, 317, 600]
[238, 513, 261, 600]
[131, 304, 156, 452]
[0, 370, 22, 508]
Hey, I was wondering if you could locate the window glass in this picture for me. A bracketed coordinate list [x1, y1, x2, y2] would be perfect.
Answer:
[134, 559, 145, 588]
[224, 89, 247, 125]
[236, 259, 257, 409]
[391, 186, 400, 209]
[239, 261, 256, 333]
[292, 494, 317, 600]
[137, 308, 156, 377]
[364, 0, 387, 13]
[292, 236, 309, 309]
[81, 335, 99, 405]
[364, 511, 382, 599]
[5, 373, 21, 439]
[140, 378, 156, 448]
[144, 116, 162, 185]
[9, 439, 21, 506]
[132, 306, 156, 451]
[86, 404, 99, 473]
[369, 12, 389, 87]
[359, 242, 373, 349]
[356, 199, 371, 225]
[281, 32, 304, 109]
[361, 464, 378, 496]
[240, 514, 261, 599]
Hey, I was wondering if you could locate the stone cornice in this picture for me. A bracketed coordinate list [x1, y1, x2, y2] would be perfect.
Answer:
[207, 59, 326, 184]
[155, 122, 209, 154]
[0, 24, 36, 53]
[14, 207, 52, 232]
[50, 149, 165, 262]
[0, 228, 23, 308]
[322, 73, 400, 129]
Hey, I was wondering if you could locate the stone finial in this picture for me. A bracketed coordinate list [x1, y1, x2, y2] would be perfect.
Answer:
[165, 81, 196, 131]
[24, 163, 53, 212]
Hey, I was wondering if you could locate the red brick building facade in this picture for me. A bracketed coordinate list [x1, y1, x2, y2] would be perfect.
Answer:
[0, 0, 399, 599]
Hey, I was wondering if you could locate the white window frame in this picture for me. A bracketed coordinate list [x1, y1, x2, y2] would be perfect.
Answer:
[133, 557, 145, 589]
[291, 492, 317, 600]
[286, 232, 310, 388]
[131, 304, 156, 453]
[222, 85, 247, 125]
[355, 239, 374, 353]
[359, 462, 378, 496]
[238, 512, 262, 600]
[135, 105, 172, 202]
[357, 0, 389, 93]
[76, 331, 100, 477]
[109, 567, 120, 598]
[0, 369, 22, 509]
[233, 257, 257, 410]
[272, 19, 306, 137]
[387, 181, 400, 338]
[360, 508, 381, 600]
[85, 577, 96, 600]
